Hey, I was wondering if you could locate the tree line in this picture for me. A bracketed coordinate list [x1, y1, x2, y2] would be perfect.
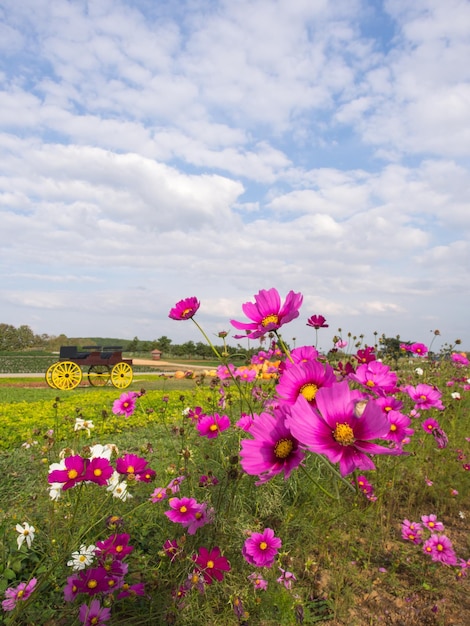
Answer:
[0, 324, 246, 359]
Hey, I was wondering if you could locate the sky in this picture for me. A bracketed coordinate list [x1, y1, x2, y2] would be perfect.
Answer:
[1, 0, 469, 352]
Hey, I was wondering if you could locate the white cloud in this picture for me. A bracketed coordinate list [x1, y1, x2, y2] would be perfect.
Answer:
[0, 0, 468, 348]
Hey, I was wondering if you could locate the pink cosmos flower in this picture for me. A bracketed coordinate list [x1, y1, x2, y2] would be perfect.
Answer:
[115, 453, 149, 478]
[403, 384, 444, 410]
[163, 539, 182, 562]
[112, 392, 138, 417]
[193, 546, 231, 584]
[306, 315, 328, 329]
[248, 572, 268, 590]
[410, 342, 428, 357]
[240, 407, 304, 484]
[196, 413, 230, 438]
[84, 457, 114, 486]
[2, 578, 37, 611]
[277, 567, 297, 589]
[185, 502, 214, 535]
[48, 455, 87, 490]
[354, 347, 376, 364]
[242, 528, 282, 568]
[276, 360, 336, 405]
[335, 339, 348, 349]
[236, 413, 255, 431]
[72, 567, 110, 596]
[401, 520, 423, 544]
[287, 381, 400, 477]
[168, 296, 200, 320]
[349, 361, 398, 396]
[165, 497, 199, 525]
[95, 534, 134, 561]
[375, 395, 404, 415]
[79, 599, 111, 625]
[421, 514, 445, 533]
[451, 352, 469, 366]
[231, 288, 303, 339]
[149, 487, 168, 503]
[280, 346, 320, 372]
[421, 417, 440, 434]
[216, 363, 237, 379]
[116, 582, 146, 600]
[236, 367, 257, 382]
[383, 411, 414, 444]
[423, 534, 457, 566]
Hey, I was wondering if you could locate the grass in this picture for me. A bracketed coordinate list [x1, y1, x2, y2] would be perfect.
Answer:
[0, 356, 469, 625]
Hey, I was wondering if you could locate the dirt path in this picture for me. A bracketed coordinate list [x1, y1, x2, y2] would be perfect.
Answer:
[132, 358, 211, 371]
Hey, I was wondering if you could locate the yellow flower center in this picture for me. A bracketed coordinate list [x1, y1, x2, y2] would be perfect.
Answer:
[94, 468, 102, 476]
[259, 542, 268, 550]
[429, 521, 435, 527]
[123, 402, 129, 408]
[366, 380, 375, 387]
[17, 590, 24, 598]
[261, 314, 279, 327]
[209, 424, 218, 431]
[23, 530, 29, 536]
[207, 560, 214, 568]
[390, 424, 397, 432]
[79, 555, 86, 562]
[195, 512, 203, 520]
[300, 383, 318, 402]
[274, 438, 293, 459]
[116, 545, 123, 553]
[182, 308, 192, 317]
[385, 406, 392, 412]
[333, 423, 355, 446]
[127, 465, 135, 473]
[68, 469, 78, 479]
[420, 395, 427, 400]
[87, 580, 98, 589]
[191, 574, 199, 584]
[91, 619, 99, 626]
[180, 506, 187, 513]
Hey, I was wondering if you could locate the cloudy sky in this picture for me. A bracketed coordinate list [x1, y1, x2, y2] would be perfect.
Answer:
[1, 0, 469, 351]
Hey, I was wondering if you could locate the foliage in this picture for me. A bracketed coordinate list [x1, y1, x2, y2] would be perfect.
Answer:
[0, 294, 469, 626]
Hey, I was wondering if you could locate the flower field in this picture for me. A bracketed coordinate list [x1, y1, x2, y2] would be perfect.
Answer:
[0, 288, 469, 625]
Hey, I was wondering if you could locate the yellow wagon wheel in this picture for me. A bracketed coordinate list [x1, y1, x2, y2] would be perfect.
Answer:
[88, 364, 111, 387]
[111, 362, 133, 389]
[45, 363, 58, 389]
[52, 361, 83, 390]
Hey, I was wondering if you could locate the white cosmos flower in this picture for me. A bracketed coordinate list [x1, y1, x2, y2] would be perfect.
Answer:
[451, 392, 461, 400]
[67, 544, 96, 570]
[107, 471, 133, 501]
[16, 522, 35, 550]
[414, 367, 424, 376]
[74, 418, 94, 436]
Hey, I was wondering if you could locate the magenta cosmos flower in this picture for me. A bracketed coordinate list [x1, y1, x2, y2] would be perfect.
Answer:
[423, 534, 457, 566]
[95, 533, 134, 561]
[306, 314, 328, 329]
[169, 297, 200, 320]
[242, 528, 282, 568]
[48, 455, 87, 490]
[193, 546, 231, 584]
[79, 599, 111, 626]
[349, 361, 398, 396]
[410, 342, 428, 356]
[196, 413, 230, 438]
[287, 381, 400, 477]
[165, 497, 199, 525]
[2, 578, 37, 611]
[112, 392, 137, 417]
[240, 406, 304, 484]
[276, 359, 335, 405]
[403, 383, 444, 410]
[230, 288, 303, 339]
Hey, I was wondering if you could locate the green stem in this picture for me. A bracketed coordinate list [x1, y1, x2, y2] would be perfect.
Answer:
[298, 463, 337, 500]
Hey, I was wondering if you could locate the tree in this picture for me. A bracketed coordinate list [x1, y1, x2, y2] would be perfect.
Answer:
[155, 336, 172, 354]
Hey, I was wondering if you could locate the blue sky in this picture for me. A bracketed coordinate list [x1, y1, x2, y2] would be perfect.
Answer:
[0, 0, 469, 351]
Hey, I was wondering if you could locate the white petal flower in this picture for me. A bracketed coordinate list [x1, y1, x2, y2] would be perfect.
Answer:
[107, 472, 132, 501]
[67, 544, 96, 570]
[16, 522, 35, 550]
[74, 418, 94, 436]
[49, 482, 63, 501]
[414, 367, 423, 376]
